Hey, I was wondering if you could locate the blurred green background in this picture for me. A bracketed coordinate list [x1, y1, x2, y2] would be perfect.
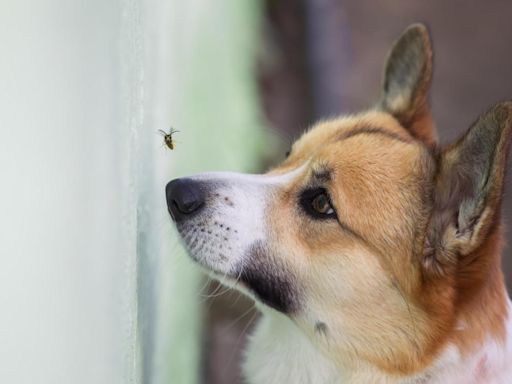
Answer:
[163, 2, 266, 384]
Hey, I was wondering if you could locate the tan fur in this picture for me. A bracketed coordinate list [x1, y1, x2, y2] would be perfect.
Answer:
[260, 81, 512, 378]
[257, 25, 512, 380]
[266, 112, 436, 374]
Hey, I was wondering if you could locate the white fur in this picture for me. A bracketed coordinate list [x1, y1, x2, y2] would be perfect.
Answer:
[177, 167, 305, 274]
[244, 307, 341, 384]
[244, 303, 512, 383]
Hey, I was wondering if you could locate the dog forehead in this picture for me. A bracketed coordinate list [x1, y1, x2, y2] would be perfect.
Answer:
[277, 110, 424, 179]
[290, 111, 410, 158]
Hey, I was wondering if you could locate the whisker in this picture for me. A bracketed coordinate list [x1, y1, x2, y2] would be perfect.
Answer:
[224, 311, 259, 375]
[220, 304, 256, 336]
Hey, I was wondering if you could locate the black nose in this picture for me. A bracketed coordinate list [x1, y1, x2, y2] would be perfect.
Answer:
[166, 178, 205, 221]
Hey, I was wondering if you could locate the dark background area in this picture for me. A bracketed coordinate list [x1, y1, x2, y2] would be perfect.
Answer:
[204, 2, 512, 383]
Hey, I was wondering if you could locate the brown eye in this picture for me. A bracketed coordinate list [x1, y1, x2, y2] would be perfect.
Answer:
[299, 188, 336, 219]
[311, 193, 334, 215]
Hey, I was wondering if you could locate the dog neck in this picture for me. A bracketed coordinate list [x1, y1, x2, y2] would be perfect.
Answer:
[243, 300, 512, 384]
[243, 307, 341, 384]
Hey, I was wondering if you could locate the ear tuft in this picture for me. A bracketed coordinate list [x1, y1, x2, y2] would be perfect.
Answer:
[424, 102, 512, 275]
[380, 24, 436, 147]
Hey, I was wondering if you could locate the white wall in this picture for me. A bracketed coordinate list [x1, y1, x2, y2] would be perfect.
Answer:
[0, 1, 139, 383]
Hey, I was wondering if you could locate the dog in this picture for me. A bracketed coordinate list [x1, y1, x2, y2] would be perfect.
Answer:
[166, 24, 512, 383]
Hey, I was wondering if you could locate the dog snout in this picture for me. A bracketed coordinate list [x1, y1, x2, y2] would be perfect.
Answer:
[166, 178, 205, 221]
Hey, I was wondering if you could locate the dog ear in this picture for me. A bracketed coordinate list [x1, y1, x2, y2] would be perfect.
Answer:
[379, 24, 437, 148]
[423, 102, 512, 276]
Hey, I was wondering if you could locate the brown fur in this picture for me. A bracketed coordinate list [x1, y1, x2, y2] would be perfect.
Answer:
[263, 25, 512, 376]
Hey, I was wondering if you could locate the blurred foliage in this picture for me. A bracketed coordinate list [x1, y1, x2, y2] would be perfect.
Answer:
[166, 1, 267, 383]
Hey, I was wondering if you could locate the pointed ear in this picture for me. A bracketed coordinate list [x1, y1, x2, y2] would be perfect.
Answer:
[424, 102, 512, 275]
[379, 24, 437, 148]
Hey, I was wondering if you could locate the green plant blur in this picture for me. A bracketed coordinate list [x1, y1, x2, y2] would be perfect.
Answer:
[167, 1, 266, 383]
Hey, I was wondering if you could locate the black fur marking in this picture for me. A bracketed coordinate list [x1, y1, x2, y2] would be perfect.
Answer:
[240, 241, 300, 314]
[315, 321, 328, 336]
[339, 127, 411, 144]
[311, 167, 332, 183]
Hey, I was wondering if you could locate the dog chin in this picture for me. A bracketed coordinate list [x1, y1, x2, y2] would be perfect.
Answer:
[177, 224, 301, 314]
[176, 229, 257, 300]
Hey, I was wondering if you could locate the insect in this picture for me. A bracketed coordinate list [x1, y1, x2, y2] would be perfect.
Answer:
[158, 127, 179, 150]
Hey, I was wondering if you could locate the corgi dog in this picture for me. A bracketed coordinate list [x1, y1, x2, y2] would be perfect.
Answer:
[166, 24, 512, 383]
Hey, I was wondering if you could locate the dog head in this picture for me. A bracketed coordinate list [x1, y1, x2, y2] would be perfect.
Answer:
[166, 24, 512, 374]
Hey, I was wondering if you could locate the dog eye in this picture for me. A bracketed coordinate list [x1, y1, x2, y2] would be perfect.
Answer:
[285, 150, 291, 158]
[299, 188, 336, 219]
[311, 193, 334, 215]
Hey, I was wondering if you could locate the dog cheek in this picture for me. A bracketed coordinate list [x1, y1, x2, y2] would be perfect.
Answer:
[239, 240, 301, 314]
